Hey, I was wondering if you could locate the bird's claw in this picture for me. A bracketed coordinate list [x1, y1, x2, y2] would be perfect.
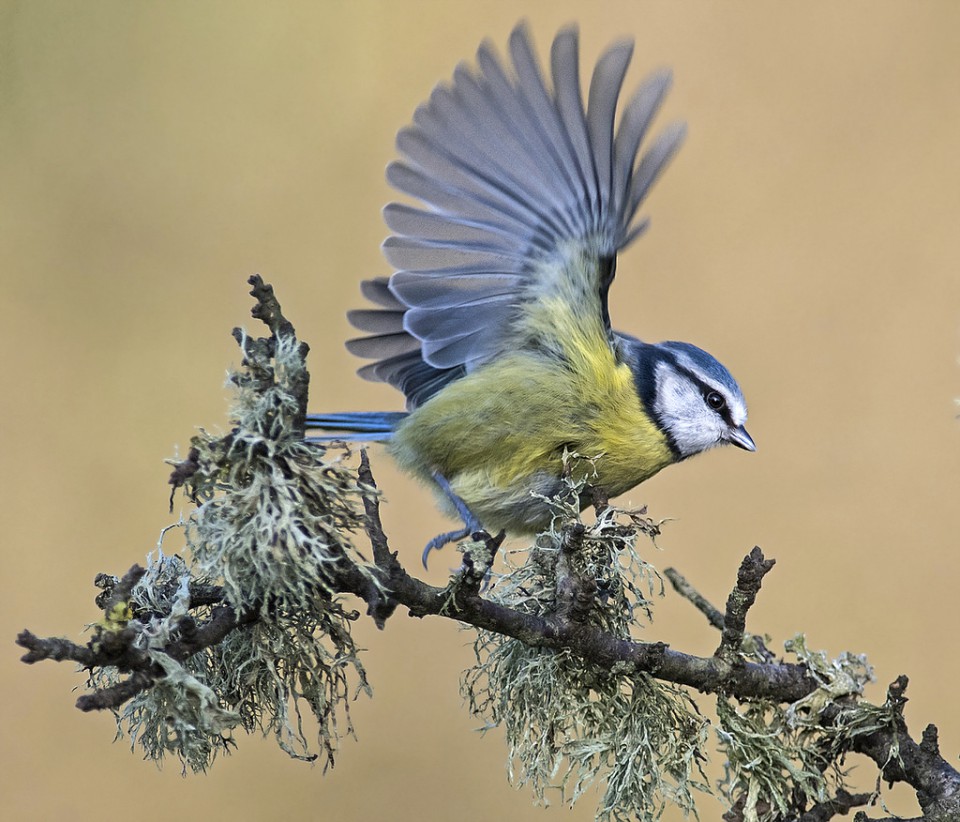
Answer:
[421, 527, 473, 569]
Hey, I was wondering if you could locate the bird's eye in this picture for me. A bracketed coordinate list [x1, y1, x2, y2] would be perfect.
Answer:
[705, 391, 726, 411]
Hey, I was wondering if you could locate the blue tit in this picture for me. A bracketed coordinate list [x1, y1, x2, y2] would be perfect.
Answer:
[307, 22, 754, 560]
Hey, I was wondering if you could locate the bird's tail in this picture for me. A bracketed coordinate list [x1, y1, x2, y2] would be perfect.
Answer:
[304, 411, 407, 442]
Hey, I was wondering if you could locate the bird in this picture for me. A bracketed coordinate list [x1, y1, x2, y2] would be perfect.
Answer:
[306, 22, 755, 564]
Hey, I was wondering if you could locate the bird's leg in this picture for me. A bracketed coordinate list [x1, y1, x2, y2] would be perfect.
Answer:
[432, 471, 483, 531]
[422, 472, 485, 569]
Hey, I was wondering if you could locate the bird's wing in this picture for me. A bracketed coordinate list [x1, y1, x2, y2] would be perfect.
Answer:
[347, 277, 467, 407]
[348, 22, 685, 401]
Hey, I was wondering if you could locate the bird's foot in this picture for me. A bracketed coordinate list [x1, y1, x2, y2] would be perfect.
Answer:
[421, 527, 474, 569]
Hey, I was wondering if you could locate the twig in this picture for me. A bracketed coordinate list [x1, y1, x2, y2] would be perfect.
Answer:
[665, 566, 726, 630]
[667, 563, 775, 663]
[103, 565, 146, 614]
[75, 670, 159, 712]
[17, 631, 96, 666]
[357, 449, 395, 571]
[235, 274, 310, 433]
[715, 547, 775, 666]
[456, 530, 506, 598]
[555, 522, 597, 624]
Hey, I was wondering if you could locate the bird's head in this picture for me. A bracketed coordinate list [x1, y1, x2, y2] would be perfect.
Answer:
[626, 339, 754, 460]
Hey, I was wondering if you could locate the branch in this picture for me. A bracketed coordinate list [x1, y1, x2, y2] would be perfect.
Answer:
[18, 568, 256, 713]
[841, 679, 960, 821]
[667, 570, 960, 822]
[342, 485, 820, 702]
[16, 631, 96, 667]
[724, 788, 874, 822]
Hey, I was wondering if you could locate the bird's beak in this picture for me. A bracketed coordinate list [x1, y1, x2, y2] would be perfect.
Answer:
[726, 425, 756, 452]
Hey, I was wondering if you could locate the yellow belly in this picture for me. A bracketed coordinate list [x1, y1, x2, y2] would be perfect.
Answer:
[389, 345, 675, 534]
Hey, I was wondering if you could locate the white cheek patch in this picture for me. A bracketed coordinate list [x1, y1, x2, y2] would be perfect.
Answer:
[653, 362, 727, 458]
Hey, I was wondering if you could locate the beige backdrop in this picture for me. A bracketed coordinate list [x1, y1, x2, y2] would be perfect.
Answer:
[3, 2, 960, 820]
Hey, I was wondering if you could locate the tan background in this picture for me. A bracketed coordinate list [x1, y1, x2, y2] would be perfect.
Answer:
[3, 2, 960, 820]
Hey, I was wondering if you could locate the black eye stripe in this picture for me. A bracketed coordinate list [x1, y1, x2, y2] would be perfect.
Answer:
[706, 392, 734, 426]
[676, 366, 735, 425]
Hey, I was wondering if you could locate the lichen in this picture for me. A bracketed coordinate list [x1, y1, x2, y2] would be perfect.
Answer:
[85, 321, 372, 773]
[715, 635, 886, 821]
[462, 474, 710, 821]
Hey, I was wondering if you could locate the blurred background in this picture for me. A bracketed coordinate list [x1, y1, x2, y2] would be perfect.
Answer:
[3, 2, 960, 820]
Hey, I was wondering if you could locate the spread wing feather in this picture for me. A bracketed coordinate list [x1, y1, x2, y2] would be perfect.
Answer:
[345, 22, 685, 407]
[349, 277, 466, 406]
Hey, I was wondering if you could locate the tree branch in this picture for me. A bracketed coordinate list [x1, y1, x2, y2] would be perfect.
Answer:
[668, 575, 960, 822]
[337, 490, 820, 701]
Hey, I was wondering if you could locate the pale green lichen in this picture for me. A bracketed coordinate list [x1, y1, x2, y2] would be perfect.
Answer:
[462, 476, 710, 821]
[86, 322, 372, 773]
[715, 635, 889, 821]
[185, 330, 376, 615]
[88, 550, 240, 772]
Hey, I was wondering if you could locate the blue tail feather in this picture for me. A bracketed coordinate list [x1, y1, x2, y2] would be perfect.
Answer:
[304, 411, 406, 442]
